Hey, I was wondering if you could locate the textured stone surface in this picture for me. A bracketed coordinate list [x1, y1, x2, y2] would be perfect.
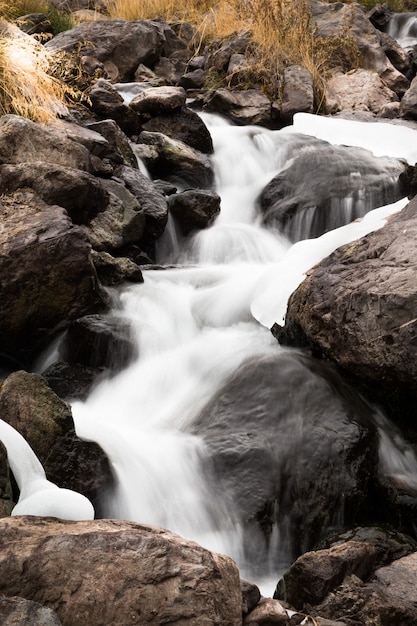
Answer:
[0, 517, 243, 626]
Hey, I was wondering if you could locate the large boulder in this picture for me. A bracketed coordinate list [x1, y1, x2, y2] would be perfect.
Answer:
[45, 19, 185, 82]
[311, 0, 409, 96]
[0, 517, 243, 626]
[280, 65, 314, 124]
[191, 350, 379, 557]
[259, 138, 405, 241]
[0, 115, 91, 171]
[168, 189, 221, 234]
[0, 191, 105, 361]
[324, 68, 398, 115]
[141, 106, 214, 154]
[280, 197, 417, 426]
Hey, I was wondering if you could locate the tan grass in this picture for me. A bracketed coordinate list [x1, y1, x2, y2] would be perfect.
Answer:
[0, 19, 69, 123]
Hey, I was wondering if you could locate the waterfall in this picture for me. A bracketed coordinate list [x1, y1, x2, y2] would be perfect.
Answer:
[386, 12, 417, 49]
[65, 112, 417, 592]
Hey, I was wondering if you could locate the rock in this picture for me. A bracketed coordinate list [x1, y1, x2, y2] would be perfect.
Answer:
[0, 162, 109, 225]
[0, 517, 243, 626]
[191, 350, 379, 557]
[0, 191, 105, 361]
[280, 197, 417, 426]
[324, 69, 398, 115]
[15, 13, 54, 37]
[277, 541, 379, 608]
[87, 79, 142, 135]
[241, 579, 261, 617]
[137, 131, 214, 189]
[244, 597, 289, 625]
[280, 65, 314, 124]
[400, 74, 417, 119]
[45, 19, 184, 82]
[311, 0, 409, 96]
[85, 119, 139, 168]
[0, 115, 90, 171]
[62, 314, 136, 370]
[376, 30, 413, 80]
[42, 361, 101, 402]
[0, 370, 113, 514]
[0, 442, 13, 517]
[153, 49, 192, 83]
[0, 595, 62, 626]
[82, 178, 145, 251]
[178, 68, 207, 90]
[141, 106, 214, 154]
[91, 250, 144, 286]
[203, 88, 273, 127]
[204, 32, 251, 73]
[367, 3, 393, 30]
[113, 165, 168, 239]
[259, 138, 404, 241]
[129, 85, 186, 114]
[169, 189, 221, 234]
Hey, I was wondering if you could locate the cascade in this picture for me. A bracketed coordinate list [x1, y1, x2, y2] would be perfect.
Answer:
[385, 12, 417, 49]
[26, 111, 417, 591]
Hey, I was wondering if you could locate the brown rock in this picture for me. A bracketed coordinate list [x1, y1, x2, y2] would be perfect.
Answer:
[0, 595, 62, 626]
[325, 69, 398, 115]
[0, 517, 243, 626]
[244, 597, 289, 625]
[129, 85, 186, 114]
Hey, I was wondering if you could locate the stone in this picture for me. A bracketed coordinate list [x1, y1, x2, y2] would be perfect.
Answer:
[203, 88, 273, 127]
[0, 115, 90, 171]
[244, 597, 289, 625]
[85, 119, 138, 168]
[0, 517, 243, 626]
[400, 74, 417, 119]
[191, 350, 379, 557]
[87, 79, 142, 135]
[241, 579, 261, 616]
[137, 131, 214, 189]
[168, 189, 221, 234]
[325, 69, 398, 115]
[91, 250, 144, 286]
[141, 106, 214, 154]
[0, 595, 62, 626]
[178, 68, 207, 90]
[280, 196, 417, 427]
[129, 85, 186, 114]
[0, 191, 105, 360]
[0, 162, 109, 225]
[280, 65, 314, 124]
[82, 178, 145, 251]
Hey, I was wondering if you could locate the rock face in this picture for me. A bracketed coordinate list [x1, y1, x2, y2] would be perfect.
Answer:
[0, 191, 105, 360]
[0, 517, 243, 626]
[0, 595, 62, 626]
[325, 68, 398, 115]
[259, 139, 405, 240]
[192, 350, 378, 556]
[280, 197, 417, 425]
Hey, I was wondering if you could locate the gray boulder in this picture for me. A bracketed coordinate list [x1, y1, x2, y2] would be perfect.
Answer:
[280, 65, 314, 124]
[169, 189, 221, 234]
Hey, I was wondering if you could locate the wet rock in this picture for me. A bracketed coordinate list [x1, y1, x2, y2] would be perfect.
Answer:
[0, 442, 13, 517]
[141, 106, 213, 154]
[259, 138, 404, 241]
[280, 65, 314, 124]
[192, 350, 379, 557]
[42, 361, 101, 402]
[203, 88, 273, 127]
[0, 517, 243, 626]
[0, 595, 62, 626]
[0, 115, 90, 171]
[137, 131, 214, 189]
[280, 196, 417, 427]
[63, 314, 136, 371]
[114, 165, 168, 239]
[168, 189, 221, 234]
[0, 191, 105, 361]
[91, 250, 143, 286]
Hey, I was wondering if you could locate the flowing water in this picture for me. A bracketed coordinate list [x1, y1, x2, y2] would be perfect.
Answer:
[64, 111, 417, 593]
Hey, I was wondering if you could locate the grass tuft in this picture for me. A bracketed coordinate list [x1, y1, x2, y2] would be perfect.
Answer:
[0, 18, 70, 123]
[0, 0, 74, 35]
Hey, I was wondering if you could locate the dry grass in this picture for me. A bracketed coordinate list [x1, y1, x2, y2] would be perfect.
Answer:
[0, 0, 74, 34]
[0, 19, 70, 123]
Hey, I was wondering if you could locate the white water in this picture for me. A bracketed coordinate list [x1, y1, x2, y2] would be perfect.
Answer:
[66, 112, 417, 591]
[386, 12, 417, 49]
